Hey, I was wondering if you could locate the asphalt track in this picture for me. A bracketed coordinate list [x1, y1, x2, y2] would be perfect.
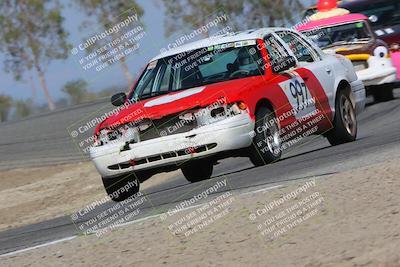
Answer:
[1, 90, 400, 256]
[0, 99, 112, 170]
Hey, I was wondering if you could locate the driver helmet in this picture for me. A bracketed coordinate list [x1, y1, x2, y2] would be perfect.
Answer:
[237, 47, 252, 66]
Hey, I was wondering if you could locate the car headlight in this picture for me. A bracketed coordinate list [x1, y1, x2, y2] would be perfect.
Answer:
[374, 46, 388, 58]
[94, 129, 111, 146]
[192, 101, 248, 127]
[137, 120, 152, 132]
[95, 124, 140, 146]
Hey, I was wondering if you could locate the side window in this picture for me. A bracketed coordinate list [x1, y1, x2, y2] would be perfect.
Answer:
[264, 34, 288, 59]
[278, 32, 316, 63]
[264, 34, 289, 71]
[159, 64, 173, 92]
[137, 69, 156, 97]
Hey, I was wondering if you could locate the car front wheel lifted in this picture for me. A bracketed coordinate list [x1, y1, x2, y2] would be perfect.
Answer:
[102, 173, 140, 202]
[181, 159, 214, 183]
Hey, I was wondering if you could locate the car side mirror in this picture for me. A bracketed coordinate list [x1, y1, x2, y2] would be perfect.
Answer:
[272, 56, 297, 73]
[111, 92, 127, 107]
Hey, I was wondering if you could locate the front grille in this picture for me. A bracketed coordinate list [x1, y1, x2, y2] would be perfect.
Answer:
[140, 113, 197, 141]
[352, 60, 368, 72]
[107, 143, 217, 170]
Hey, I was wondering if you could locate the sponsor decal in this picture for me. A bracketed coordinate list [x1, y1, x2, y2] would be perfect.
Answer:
[144, 86, 206, 107]
[234, 39, 257, 48]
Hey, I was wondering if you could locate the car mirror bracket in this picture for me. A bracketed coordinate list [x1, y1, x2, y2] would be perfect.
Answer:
[111, 92, 127, 107]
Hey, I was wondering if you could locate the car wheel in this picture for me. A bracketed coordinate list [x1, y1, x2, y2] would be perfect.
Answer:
[102, 173, 140, 202]
[181, 159, 213, 183]
[371, 85, 394, 102]
[326, 89, 357, 146]
[248, 105, 282, 166]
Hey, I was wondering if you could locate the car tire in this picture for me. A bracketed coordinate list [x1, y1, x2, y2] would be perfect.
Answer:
[326, 89, 357, 146]
[102, 173, 140, 202]
[371, 85, 394, 102]
[248, 105, 282, 166]
[181, 159, 213, 183]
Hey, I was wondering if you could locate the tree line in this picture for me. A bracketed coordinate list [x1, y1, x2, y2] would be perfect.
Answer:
[0, 0, 303, 122]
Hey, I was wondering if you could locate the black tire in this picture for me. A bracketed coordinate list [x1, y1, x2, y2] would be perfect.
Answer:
[181, 159, 213, 183]
[371, 85, 394, 102]
[326, 89, 357, 146]
[248, 105, 282, 166]
[102, 173, 140, 202]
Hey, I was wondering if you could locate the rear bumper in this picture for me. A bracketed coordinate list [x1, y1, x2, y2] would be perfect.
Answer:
[90, 113, 254, 178]
[350, 79, 366, 115]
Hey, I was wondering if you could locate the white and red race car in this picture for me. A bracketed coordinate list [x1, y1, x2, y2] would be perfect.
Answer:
[90, 28, 366, 201]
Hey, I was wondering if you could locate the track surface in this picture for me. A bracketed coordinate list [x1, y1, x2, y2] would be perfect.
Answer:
[0, 99, 110, 169]
[1, 90, 400, 255]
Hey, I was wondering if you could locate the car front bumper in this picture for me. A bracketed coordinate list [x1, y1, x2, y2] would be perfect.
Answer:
[356, 56, 397, 87]
[90, 113, 254, 178]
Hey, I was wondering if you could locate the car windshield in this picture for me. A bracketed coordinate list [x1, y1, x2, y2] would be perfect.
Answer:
[303, 21, 372, 49]
[130, 40, 264, 101]
[344, 1, 400, 28]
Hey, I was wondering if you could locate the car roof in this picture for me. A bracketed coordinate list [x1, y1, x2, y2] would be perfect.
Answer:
[340, 0, 390, 8]
[150, 27, 289, 61]
[297, 13, 368, 32]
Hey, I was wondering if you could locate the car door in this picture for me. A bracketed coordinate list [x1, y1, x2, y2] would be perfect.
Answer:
[264, 33, 320, 121]
[275, 30, 335, 120]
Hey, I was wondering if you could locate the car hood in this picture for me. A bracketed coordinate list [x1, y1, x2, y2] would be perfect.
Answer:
[95, 76, 260, 134]
[373, 24, 400, 46]
[322, 39, 387, 57]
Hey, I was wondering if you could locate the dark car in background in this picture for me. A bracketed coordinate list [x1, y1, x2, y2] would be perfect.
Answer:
[304, 0, 400, 84]
[304, 0, 400, 51]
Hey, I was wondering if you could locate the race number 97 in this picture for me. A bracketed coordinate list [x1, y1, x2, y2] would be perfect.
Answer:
[279, 75, 316, 119]
[289, 80, 309, 111]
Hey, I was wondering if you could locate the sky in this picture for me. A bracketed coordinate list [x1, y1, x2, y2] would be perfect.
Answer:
[0, 0, 167, 105]
[0, 0, 316, 106]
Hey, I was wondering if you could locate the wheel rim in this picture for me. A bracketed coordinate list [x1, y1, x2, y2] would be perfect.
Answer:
[263, 113, 281, 155]
[340, 95, 356, 136]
